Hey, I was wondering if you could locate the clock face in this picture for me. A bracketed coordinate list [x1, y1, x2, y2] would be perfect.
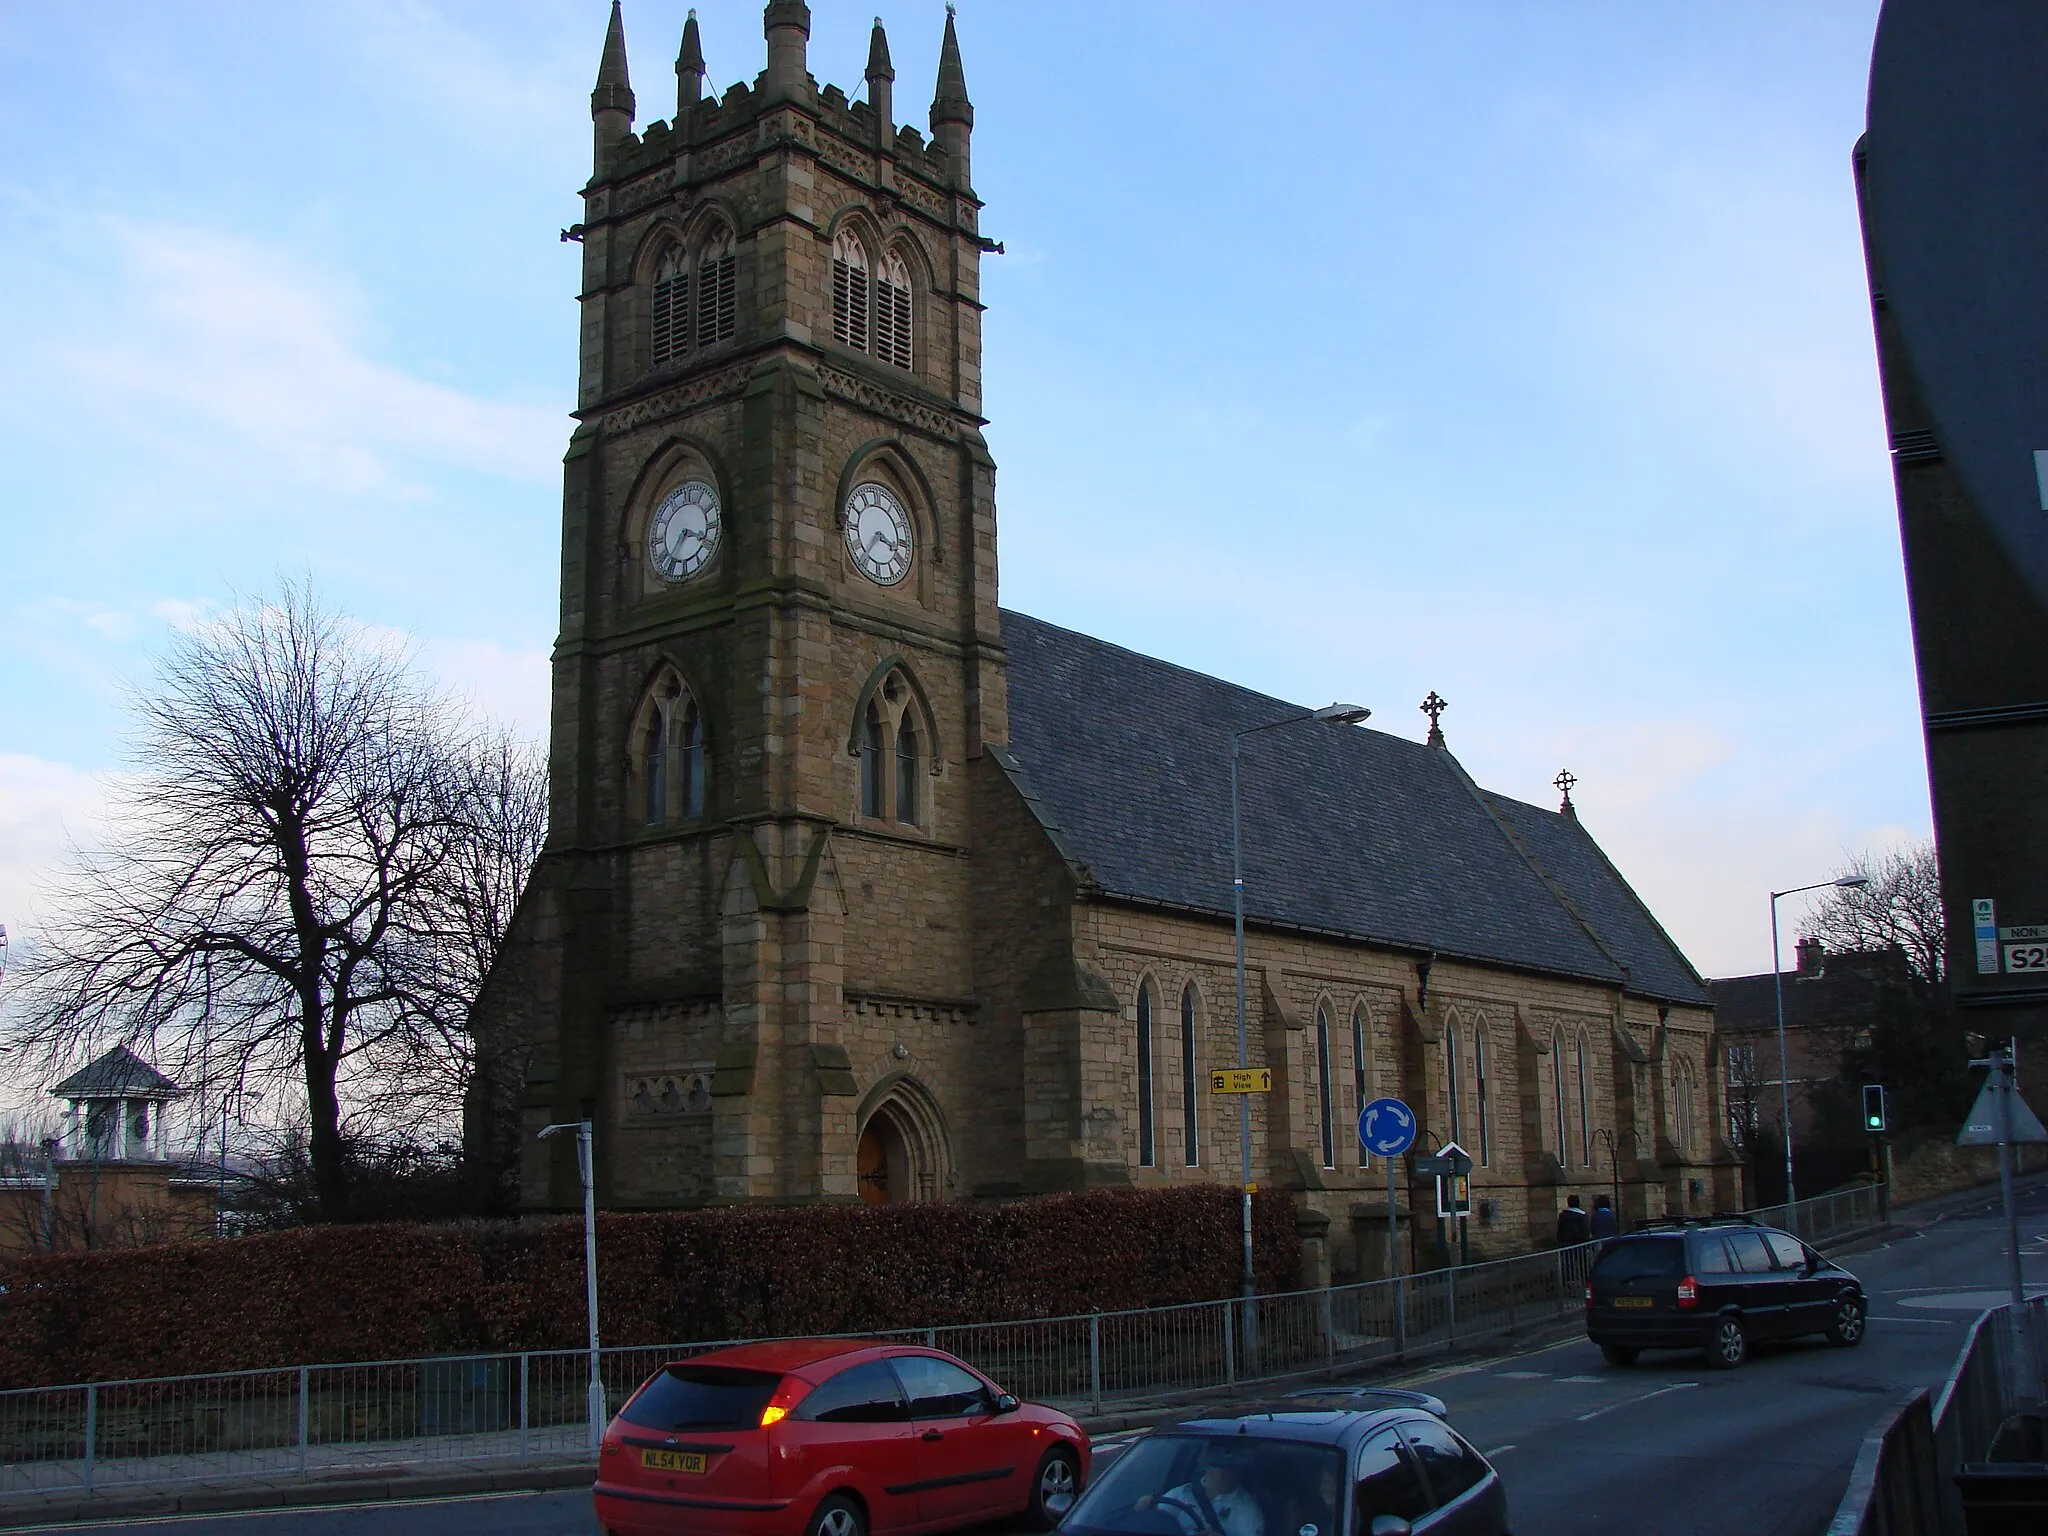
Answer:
[648, 481, 722, 583]
[844, 482, 913, 586]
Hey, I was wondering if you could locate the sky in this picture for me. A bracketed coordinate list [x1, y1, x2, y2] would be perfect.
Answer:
[0, 0, 1915, 1013]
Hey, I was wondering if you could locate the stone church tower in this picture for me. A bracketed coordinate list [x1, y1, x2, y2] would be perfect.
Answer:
[515, 2, 1006, 1210]
[491, 1, 1735, 1270]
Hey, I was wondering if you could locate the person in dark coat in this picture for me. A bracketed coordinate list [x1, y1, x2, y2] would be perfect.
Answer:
[1590, 1193, 1620, 1240]
[1556, 1195, 1591, 1246]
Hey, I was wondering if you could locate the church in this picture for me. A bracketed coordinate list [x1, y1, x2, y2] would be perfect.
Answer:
[485, 1, 1740, 1281]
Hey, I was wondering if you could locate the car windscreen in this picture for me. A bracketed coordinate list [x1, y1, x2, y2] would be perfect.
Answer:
[619, 1364, 784, 1432]
[1592, 1238, 1685, 1284]
[1063, 1433, 1346, 1536]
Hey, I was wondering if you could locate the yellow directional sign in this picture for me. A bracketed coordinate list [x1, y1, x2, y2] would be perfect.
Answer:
[1210, 1068, 1273, 1094]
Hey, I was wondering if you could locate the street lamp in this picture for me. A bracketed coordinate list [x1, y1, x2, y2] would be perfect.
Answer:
[1230, 702, 1370, 1302]
[1769, 876, 1868, 1204]
[539, 1119, 606, 1449]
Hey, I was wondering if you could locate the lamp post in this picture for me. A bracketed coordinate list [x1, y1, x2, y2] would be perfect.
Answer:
[539, 1119, 605, 1449]
[1231, 702, 1370, 1303]
[1769, 876, 1868, 1204]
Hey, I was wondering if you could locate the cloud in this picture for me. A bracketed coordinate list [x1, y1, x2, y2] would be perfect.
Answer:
[0, 756, 116, 949]
[49, 222, 563, 497]
[419, 635, 552, 740]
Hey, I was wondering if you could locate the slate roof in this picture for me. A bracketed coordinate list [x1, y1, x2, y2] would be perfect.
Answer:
[50, 1046, 182, 1100]
[1709, 949, 1916, 1034]
[998, 610, 1711, 1007]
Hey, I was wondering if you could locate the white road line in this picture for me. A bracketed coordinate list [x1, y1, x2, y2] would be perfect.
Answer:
[1558, 1374, 1603, 1383]
[1484, 1444, 1518, 1457]
[1575, 1381, 1699, 1423]
[1497, 1370, 1548, 1380]
[1868, 1315, 1970, 1325]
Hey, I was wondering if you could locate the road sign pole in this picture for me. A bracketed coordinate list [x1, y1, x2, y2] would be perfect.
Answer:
[1389, 1154, 1405, 1357]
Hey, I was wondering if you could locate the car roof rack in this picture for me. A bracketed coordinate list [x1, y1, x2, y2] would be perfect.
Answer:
[1631, 1212, 1764, 1232]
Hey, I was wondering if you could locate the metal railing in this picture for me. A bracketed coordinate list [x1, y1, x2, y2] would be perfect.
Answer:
[1828, 1296, 2048, 1536]
[0, 1183, 1883, 1503]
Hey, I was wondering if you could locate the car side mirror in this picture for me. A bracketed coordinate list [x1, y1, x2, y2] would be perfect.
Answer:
[1370, 1519, 1413, 1536]
[994, 1393, 1020, 1414]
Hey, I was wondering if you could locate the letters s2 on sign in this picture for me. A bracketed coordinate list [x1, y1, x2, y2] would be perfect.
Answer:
[2005, 942, 2048, 973]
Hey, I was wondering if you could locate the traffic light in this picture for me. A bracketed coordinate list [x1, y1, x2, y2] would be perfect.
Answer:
[1863, 1083, 1888, 1133]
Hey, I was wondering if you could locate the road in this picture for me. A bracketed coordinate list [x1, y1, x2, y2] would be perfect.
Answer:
[29, 1179, 2047, 1536]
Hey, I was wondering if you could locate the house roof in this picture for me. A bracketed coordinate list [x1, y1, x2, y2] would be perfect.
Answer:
[1709, 949, 1916, 1034]
[50, 1046, 182, 1100]
[998, 610, 1711, 1007]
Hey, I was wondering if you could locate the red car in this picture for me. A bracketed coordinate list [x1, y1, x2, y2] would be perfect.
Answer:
[593, 1338, 1090, 1536]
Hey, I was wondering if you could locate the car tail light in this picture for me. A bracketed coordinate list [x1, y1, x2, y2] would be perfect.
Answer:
[1677, 1275, 1698, 1309]
[758, 1376, 811, 1428]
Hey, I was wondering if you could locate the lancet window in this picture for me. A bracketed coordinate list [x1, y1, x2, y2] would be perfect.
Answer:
[696, 226, 736, 347]
[831, 228, 913, 371]
[1551, 1029, 1569, 1167]
[633, 670, 706, 826]
[1180, 984, 1200, 1167]
[1136, 980, 1156, 1168]
[650, 247, 688, 368]
[1577, 1032, 1594, 1168]
[855, 667, 929, 828]
[1316, 1004, 1335, 1169]
[1474, 1023, 1491, 1166]
[647, 224, 735, 371]
[1353, 1004, 1373, 1166]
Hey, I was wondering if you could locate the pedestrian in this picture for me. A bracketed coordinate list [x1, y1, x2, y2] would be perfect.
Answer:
[1556, 1194, 1590, 1247]
[1590, 1193, 1619, 1240]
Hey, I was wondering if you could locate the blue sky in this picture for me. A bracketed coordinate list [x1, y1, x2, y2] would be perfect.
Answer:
[0, 0, 1911, 986]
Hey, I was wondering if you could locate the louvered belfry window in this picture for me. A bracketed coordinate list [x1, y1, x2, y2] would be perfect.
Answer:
[697, 228, 736, 347]
[650, 249, 688, 368]
[873, 250, 912, 370]
[832, 229, 870, 352]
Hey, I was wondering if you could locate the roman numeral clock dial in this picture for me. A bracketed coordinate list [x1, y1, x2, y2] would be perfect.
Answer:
[647, 481, 722, 582]
[844, 482, 913, 586]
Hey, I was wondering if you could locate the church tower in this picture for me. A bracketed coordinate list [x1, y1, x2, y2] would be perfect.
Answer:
[523, 2, 1004, 1208]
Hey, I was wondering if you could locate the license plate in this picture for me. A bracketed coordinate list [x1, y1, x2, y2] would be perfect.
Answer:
[640, 1449, 709, 1474]
[1613, 1296, 1655, 1309]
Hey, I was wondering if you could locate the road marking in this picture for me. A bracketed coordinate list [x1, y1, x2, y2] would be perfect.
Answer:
[1575, 1381, 1698, 1422]
[1558, 1374, 1603, 1383]
[1868, 1315, 1970, 1325]
[1484, 1444, 1518, 1456]
[1497, 1370, 1548, 1380]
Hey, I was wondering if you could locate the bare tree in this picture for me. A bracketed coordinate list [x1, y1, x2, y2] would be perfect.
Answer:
[1800, 840, 1945, 982]
[4, 583, 545, 1220]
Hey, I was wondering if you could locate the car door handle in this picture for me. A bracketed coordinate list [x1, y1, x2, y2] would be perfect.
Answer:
[922, 1429, 944, 1442]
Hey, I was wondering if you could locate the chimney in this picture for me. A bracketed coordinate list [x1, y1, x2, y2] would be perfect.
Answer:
[1795, 937, 1825, 977]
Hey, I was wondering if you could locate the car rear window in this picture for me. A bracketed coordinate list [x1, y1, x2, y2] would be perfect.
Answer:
[620, 1364, 784, 1432]
[1592, 1238, 1684, 1283]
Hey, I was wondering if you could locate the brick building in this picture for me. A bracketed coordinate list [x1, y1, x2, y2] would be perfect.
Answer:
[483, 2, 1739, 1278]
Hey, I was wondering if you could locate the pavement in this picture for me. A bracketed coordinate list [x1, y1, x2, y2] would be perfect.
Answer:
[3, 1172, 2038, 1534]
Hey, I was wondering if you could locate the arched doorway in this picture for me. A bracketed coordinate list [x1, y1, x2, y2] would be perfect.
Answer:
[853, 1075, 953, 1204]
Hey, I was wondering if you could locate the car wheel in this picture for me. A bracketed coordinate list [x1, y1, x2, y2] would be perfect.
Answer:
[1705, 1315, 1748, 1370]
[1826, 1297, 1868, 1347]
[807, 1494, 867, 1536]
[1600, 1343, 1639, 1367]
[1025, 1444, 1083, 1529]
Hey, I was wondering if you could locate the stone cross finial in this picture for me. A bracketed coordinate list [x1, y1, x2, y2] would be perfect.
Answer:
[1421, 691, 1449, 747]
[1555, 769, 1578, 815]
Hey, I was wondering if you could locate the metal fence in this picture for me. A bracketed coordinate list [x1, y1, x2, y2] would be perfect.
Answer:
[0, 1183, 1883, 1503]
[1828, 1296, 2048, 1536]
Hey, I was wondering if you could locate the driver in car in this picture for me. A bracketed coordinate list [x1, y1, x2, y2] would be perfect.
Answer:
[1133, 1444, 1266, 1536]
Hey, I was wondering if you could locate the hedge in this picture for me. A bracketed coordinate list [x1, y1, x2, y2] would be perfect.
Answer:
[0, 1186, 1298, 1389]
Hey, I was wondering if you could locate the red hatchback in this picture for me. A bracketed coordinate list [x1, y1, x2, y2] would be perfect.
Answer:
[593, 1339, 1090, 1536]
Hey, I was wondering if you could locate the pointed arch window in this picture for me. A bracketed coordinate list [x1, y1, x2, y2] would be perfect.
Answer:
[634, 672, 707, 827]
[1551, 1030, 1569, 1167]
[1576, 1032, 1593, 1168]
[1474, 1021, 1491, 1167]
[1444, 1014, 1463, 1145]
[1352, 1003, 1373, 1167]
[697, 228, 737, 348]
[1136, 981, 1155, 1168]
[1316, 1004, 1335, 1169]
[861, 702, 886, 819]
[1180, 984, 1199, 1167]
[894, 714, 920, 827]
[651, 247, 689, 368]
[832, 230, 870, 352]
[1675, 1059, 1695, 1156]
[873, 249, 913, 370]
